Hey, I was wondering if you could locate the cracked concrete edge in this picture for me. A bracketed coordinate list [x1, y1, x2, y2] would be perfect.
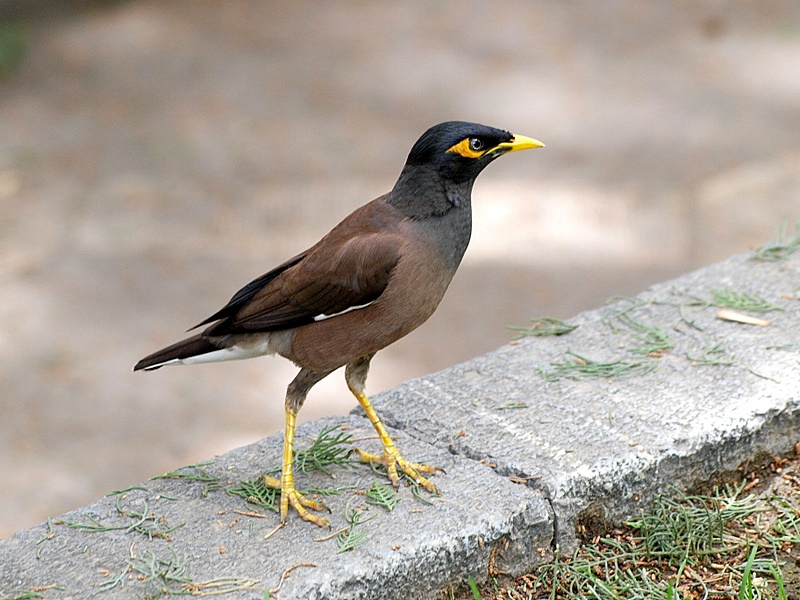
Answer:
[551, 402, 800, 548]
[289, 492, 554, 600]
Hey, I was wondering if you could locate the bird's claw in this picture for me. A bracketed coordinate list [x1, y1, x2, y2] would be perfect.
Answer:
[262, 474, 331, 528]
[354, 447, 442, 493]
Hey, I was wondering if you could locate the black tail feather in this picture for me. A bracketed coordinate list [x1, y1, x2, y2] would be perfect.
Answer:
[133, 334, 218, 371]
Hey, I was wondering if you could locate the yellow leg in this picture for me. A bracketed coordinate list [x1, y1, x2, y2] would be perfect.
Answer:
[353, 391, 441, 493]
[262, 407, 330, 527]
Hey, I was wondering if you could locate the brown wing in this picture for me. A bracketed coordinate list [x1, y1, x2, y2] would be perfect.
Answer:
[202, 231, 403, 335]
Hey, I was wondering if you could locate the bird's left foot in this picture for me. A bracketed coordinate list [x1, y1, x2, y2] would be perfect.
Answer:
[354, 446, 443, 493]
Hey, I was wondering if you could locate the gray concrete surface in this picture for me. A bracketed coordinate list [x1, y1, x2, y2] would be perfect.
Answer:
[1, 251, 797, 599]
[0, 416, 553, 600]
[2, 0, 800, 539]
[375, 252, 800, 550]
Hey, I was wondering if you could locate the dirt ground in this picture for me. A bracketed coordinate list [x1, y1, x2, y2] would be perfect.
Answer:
[1, 1, 799, 537]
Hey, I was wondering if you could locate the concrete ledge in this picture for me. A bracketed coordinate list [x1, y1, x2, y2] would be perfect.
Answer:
[375, 252, 799, 549]
[2, 252, 798, 599]
[0, 416, 552, 599]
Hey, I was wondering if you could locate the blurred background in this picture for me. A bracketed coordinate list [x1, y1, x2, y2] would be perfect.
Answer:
[1, 0, 798, 537]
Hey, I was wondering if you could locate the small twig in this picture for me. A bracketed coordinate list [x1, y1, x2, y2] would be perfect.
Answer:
[263, 521, 285, 540]
[313, 526, 349, 542]
[716, 309, 771, 327]
[232, 509, 268, 519]
[268, 563, 317, 598]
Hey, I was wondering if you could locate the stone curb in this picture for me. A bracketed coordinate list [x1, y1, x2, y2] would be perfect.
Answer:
[1, 252, 798, 599]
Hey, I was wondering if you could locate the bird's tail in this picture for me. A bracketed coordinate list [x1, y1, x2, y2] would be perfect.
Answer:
[133, 334, 219, 371]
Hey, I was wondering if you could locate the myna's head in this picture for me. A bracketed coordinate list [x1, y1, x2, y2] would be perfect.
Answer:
[405, 121, 544, 183]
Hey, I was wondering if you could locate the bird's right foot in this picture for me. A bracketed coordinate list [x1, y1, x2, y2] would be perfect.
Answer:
[262, 474, 331, 527]
[354, 446, 441, 493]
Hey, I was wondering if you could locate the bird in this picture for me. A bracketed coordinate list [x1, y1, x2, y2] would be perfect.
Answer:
[134, 121, 543, 527]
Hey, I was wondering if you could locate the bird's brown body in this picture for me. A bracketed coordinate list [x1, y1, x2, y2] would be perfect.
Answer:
[135, 121, 543, 526]
[136, 195, 460, 373]
[291, 222, 452, 370]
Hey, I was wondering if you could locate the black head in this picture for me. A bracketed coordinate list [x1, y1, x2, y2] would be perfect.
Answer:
[389, 121, 543, 219]
[405, 121, 543, 183]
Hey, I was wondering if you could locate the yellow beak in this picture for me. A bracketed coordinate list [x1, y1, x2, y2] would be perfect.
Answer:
[493, 134, 545, 154]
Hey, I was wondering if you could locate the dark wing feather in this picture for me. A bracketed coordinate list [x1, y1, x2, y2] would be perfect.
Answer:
[190, 252, 306, 330]
[203, 232, 402, 335]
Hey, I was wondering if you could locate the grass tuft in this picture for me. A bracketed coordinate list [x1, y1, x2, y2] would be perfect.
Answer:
[711, 290, 784, 313]
[609, 309, 674, 357]
[467, 576, 482, 600]
[59, 493, 183, 540]
[94, 546, 261, 597]
[686, 341, 737, 367]
[458, 458, 800, 600]
[494, 402, 529, 410]
[538, 350, 657, 381]
[336, 505, 373, 553]
[365, 460, 440, 504]
[509, 317, 578, 339]
[152, 460, 221, 496]
[625, 485, 757, 561]
[750, 222, 800, 262]
[365, 481, 401, 511]
[294, 424, 358, 476]
[226, 477, 280, 512]
[3, 587, 62, 600]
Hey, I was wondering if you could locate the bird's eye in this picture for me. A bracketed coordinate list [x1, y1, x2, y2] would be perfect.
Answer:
[469, 138, 484, 152]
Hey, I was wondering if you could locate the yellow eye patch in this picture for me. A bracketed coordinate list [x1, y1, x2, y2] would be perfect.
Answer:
[446, 137, 486, 159]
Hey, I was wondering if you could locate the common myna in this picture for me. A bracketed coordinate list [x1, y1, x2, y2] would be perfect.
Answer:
[134, 121, 543, 527]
